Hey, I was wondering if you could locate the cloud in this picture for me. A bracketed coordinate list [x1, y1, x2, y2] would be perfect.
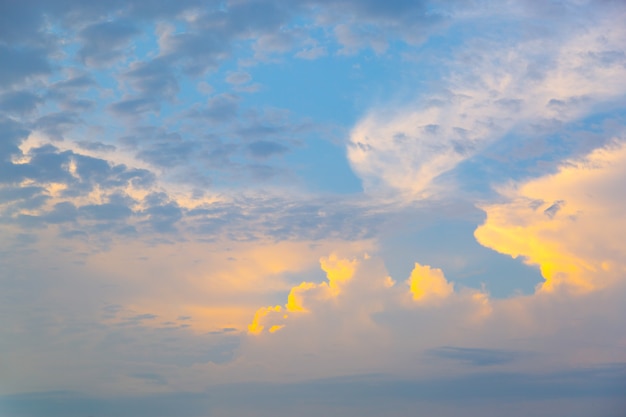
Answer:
[0, 1, 46, 45]
[226, 71, 252, 85]
[316, 0, 444, 54]
[0, 91, 42, 116]
[1, 129, 384, 246]
[475, 139, 626, 292]
[75, 141, 117, 153]
[248, 253, 360, 333]
[408, 263, 453, 302]
[295, 45, 327, 60]
[141, 195, 183, 233]
[78, 19, 140, 66]
[347, 6, 626, 197]
[246, 253, 486, 348]
[187, 93, 240, 124]
[35, 111, 81, 140]
[136, 139, 198, 168]
[1, 2, 625, 413]
[247, 140, 289, 159]
[0, 45, 51, 87]
[427, 346, 521, 366]
[0, 116, 30, 164]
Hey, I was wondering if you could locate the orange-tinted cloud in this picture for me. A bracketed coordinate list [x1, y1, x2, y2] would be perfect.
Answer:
[408, 263, 454, 302]
[475, 140, 626, 292]
[248, 253, 359, 334]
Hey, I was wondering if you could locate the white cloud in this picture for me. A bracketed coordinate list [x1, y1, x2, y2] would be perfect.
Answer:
[347, 9, 626, 198]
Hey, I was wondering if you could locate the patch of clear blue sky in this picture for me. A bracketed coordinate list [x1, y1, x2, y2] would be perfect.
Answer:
[231, 39, 447, 193]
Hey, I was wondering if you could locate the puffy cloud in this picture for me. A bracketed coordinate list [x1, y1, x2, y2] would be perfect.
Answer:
[248, 305, 284, 335]
[408, 263, 453, 302]
[236, 246, 625, 388]
[475, 139, 626, 292]
[320, 253, 358, 294]
[246, 252, 489, 350]
[248, 253, 359, 333]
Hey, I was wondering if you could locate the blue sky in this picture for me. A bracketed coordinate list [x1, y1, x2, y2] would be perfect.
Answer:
[1, 1, 626, 416]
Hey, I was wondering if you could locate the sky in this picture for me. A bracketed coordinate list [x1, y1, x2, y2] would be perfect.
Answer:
[1, 0, 626, 416]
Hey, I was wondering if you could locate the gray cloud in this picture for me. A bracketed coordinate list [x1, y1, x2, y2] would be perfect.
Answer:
[78, 19, 140, 66]
[136, 140, 198, 168]
[0, 91, 42, 116]
[0, 45, 51, 87]
[0, 185, 45, 203]
[188, 93, 240, 123]
[247, 140, 289, 158]
[79, 202, 134, 221]
[0, 140, 158, 237]
[110, 58, 179, 116]
[141, 193, 183, 233]
[45, 74, 98, 111]
[49, 74, 96, 92]
[109, 97, 160, 116]
[427, 346, 522, 366]
[123, 58, 179, 99]
[0, 1, 46, 45]
[35, 111, 81, 140]
[75, 141, 116, 153]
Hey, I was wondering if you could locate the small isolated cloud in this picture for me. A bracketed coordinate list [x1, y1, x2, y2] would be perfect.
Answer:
[296, 45, 327, 60]
[408, 263, 453, 303]
[226, 71, 252, 85]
